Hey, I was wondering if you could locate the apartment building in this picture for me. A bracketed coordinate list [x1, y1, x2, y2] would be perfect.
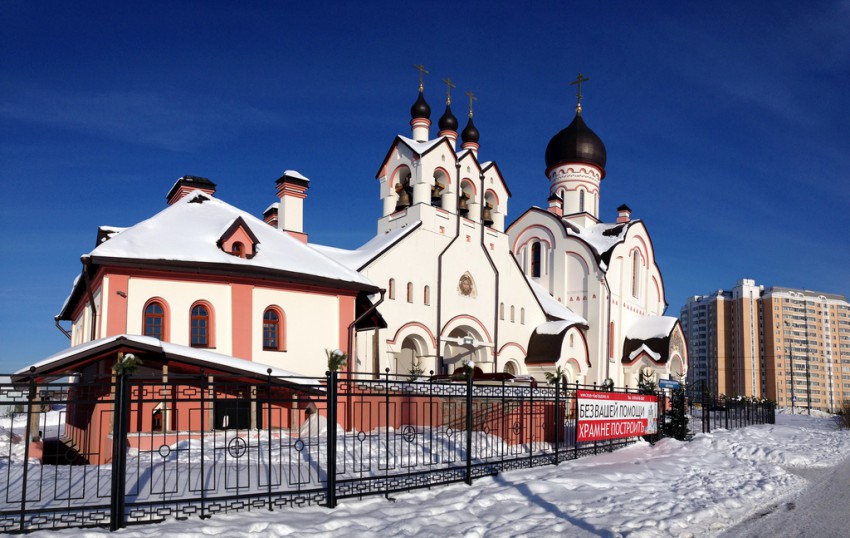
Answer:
[681, 279, 850, 411]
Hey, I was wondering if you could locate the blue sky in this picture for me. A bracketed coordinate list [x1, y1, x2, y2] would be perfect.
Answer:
[2, 1, 849, 372]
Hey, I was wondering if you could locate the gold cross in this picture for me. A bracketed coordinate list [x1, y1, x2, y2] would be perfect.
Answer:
[570, 73, 590, 112]
[413, 63, 429, 91]
[443, 77, 456, 105]
[466, 90, 477, 117]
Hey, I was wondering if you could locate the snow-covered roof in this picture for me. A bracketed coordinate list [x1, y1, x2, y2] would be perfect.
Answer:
[311, 222, 421, 271]
[19, 334, 318, 386]
[397, 135, 448, 155]
[282, 169, 309, 182]
[626, 316, 678, 340]
[533, 320, 575, 336]
[263, 202, 279, 213]
[86, 191, 375, 288]
[565, 221, 633, 271]
[527, 280, 587, 325]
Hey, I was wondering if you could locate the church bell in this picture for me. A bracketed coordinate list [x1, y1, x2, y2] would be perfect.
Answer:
[457, 192, 469, 215]
[395, 182, 412, 211]
[431, 183, 444, 205]
[482, 203, 494, 226]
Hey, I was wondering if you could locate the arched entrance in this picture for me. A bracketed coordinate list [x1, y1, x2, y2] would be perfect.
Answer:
[396, 335, 427, 377]
[441, 327, 487, 376]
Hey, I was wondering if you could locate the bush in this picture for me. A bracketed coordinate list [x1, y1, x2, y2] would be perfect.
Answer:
[839, 401, 850, 429]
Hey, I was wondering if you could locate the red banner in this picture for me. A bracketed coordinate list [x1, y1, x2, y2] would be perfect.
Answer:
[576, 390, 658, 442]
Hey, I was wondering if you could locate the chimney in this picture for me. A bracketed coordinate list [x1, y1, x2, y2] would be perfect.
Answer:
[263, 203, 279, 228]
[275, 170, 310, 243]
[547, 193, 563, 217]
[617, 204, 632, 223]
[167, 176, 217, 205]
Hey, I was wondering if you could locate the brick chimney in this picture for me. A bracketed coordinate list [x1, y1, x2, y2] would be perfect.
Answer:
[263, 203, 279, 228]
[547, 193, 563, 217]
[616, 204, 632, 223]
[167, 176, 217, 205]
[275, 170, 310, 243]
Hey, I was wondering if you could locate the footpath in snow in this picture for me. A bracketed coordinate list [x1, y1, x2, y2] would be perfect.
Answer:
[20, 409, 850, 538]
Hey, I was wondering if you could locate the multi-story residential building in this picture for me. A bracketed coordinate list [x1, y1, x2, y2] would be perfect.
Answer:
[681, 279, 850, 412]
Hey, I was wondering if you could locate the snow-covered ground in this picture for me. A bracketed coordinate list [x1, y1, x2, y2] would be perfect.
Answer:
[14, 408, 848, 537]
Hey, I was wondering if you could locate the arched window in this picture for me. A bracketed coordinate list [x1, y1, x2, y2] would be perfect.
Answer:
[609, 322, 615, 360]
[503, 361, 517, 376]
[632, 251, 643, 299]
[407, 282, 413, 303]
[510, 305, 515, 323]
[531, 241, 541, 278]
[263, 307, 285, 351]
[232, 242, 245, 258]
[520, 308, 525, 325]
[499, 302, 505, 320]
[143, 300, 167, 340]
[424, 285, 430, 305]
[190, 303, 212, 348]
[579, 190, 585, 213]
[388, 278, 395, 300]
[569, 333, 575, 347]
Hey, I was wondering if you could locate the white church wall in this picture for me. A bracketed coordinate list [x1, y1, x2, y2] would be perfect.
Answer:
[126, 277, 234, 354]
[252, 287, 341, 377]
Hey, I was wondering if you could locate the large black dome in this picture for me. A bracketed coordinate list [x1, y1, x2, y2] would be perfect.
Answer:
[545, 113, 606, 174]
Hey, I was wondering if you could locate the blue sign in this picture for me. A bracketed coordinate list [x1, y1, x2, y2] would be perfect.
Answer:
[659, 379, 680, 390]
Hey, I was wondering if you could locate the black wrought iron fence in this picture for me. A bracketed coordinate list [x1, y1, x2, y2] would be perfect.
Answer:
[0, 370, 771, 533]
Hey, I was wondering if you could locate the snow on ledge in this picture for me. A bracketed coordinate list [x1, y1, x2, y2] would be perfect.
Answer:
[629, 344, 661, 361]
[19, 335, 317, 386]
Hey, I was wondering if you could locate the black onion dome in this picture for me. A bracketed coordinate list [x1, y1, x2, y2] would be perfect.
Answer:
[545, 113, 607, 173]
[461, 116, 480, 144]
[410, 90, 431, 120]
[438, 104, 458, 132]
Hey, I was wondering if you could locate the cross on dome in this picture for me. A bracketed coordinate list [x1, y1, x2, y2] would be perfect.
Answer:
[465, 90, 477, 118]
[570, 73, 590, 114]
[413, 63, 429, 92]
[442, 77, 456, 105]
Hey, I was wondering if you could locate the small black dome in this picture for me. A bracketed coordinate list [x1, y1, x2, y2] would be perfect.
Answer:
[545, 113, 606, 174]
[410, 90, 431, 120]
[438, 104, 458, 132]
[461, 116, 480, 144]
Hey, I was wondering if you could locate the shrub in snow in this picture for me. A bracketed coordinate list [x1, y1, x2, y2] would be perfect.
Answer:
[840, 400, 850, 430]
[326, 349, 346, 372]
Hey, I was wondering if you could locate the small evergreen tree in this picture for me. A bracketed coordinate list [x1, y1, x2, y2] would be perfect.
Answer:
[325, 349, 346, 372]
[113, 352, 143, 376]
[408, 357, 425, 380]
[665, 383, 690, 440]
[545, 366, 568, 388]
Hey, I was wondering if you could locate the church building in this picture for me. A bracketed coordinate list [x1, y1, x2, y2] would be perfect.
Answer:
[46, 74, 686, 390]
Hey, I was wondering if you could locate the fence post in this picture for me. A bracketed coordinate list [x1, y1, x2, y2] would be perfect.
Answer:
[384, 368, 391, 498]
[574, 381, 579, 461]
[326, 371, 337, 508]
[266, 369, 273, 511]
[554, 377, 562, 465]
[199, 370, 207, 519]
[19, 368, 37, 533]
[528, 381, 534, 467]
[465, 372, 473, 486]
[110, 372, 129, 531]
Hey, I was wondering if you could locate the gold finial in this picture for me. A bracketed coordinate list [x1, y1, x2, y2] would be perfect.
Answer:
[442, 77, 456, 105]
[413, 63, 429, 92]
[465, 90, 477, 117]
[569, 72, 590, 114]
